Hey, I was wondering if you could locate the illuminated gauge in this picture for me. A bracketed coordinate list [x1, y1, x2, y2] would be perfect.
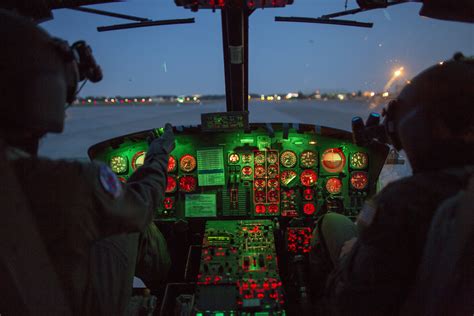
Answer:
[110, 156, 128, 174]
[267, 179, 279, 188]
[350, 171, 369, 190]
[303, 203, 316, 216]
[280, 170, 297, 187]
[242, 153, 252, 163]
[267, 190, 279, 202]
[326, 178, 343, 194]
[255, 179, 266, 188]
[268, 204, 279, 214]
[179, 154, 197, 172]
[131, 151, 146, 170]
[118, 177, 127, 183]
[163, 197, 174, 210]
[300, 151, 318, 169]
[321, 148, 346, 173]
[350, 152, 368, 169]
[280, 150, 297, 168]
[255, 204, 266, 214]
[267, 151, 278, 164]
[166, 176, 177, 193]
[242, 166, 253, 177]
[255, 165, 266, 178]
[255, 190, 266, 203]
[229, 153, 240, 164]
[254, 152, 265, 164]
[167, 156, 177, 173]
[303, 188, 313, 201]
[300, 169, 318, 187]
[268, 164, 278, 178]
[179, 175, 197, 192]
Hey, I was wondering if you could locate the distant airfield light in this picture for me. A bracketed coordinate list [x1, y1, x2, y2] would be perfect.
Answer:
[406, 80, 411, 84]
[149, 98, 153, 102]
[337, 94, 345, 101]
[125, 98, 129, 102]
[382, 92, 389, 97]
[277, 96, 282, 101]
[134, 98, 138, 102]
[439, 61, 444, 65]
[370, 92, 375, 97]
[393, 67, 404, 78]
[193, 96, 198, 101]
[87, 99, 92, 103]
[141, 98, 146, 103]
[105, 98, 109, 103]
[111, 99, 116, 103]
[261, 95, 265, 101]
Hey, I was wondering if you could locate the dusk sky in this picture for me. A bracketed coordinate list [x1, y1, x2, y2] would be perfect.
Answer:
[42, 0, 473, 96]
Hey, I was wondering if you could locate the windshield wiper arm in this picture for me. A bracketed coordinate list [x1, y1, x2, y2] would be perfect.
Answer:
[275, 16, 373, 28]
[97, 18, 195, 32]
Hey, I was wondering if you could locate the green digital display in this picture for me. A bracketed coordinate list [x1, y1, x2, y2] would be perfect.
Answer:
[201, 111, 248, 132]
[197, 148, 225, 186]
[185, 194, 217, 217]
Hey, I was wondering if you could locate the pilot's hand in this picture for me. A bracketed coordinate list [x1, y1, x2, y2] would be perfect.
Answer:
[148, 123, 175, 155]
[339, 237, 358, 259]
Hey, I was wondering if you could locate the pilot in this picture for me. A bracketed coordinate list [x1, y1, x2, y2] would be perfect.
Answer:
[0, 9, 172, 315]
[310, 54, 474, 315]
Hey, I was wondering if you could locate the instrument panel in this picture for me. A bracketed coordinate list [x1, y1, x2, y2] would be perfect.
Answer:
[89, 123, 388, 221]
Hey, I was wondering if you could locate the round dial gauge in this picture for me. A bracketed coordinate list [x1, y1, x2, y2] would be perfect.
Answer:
[326, 178, 343, 194]
[254, 152, 265, 164]
[255, 204, 266, 214]
[131, 151, 146, 170]
[166, 176, 177, 193]
[167, 156, 177, 173]
[179, 175, 197, 192]
[267, 179, 279, 188]
[300, 170, 318, 186]
[255, 165, 266, 178]
[280, 150, 297, 168]
[321, 148, 346, 173]
[242, 153, 252, 163]
[280, 170, 297, 187]
[267, 190, 279, 202]
[350, 152, 368, 169]
[350, 171, 369, 190]
[179, 154, 196, 172]
[255, 179, 266, 188]
[268, 164, 278, 178]
[268, 204, 279, 214]
[255, 190, 266, 203]
[229, 153, 240, 164]
[242, 166, 253, 176]
[267, 152, 278, 164]
[303, 203, 316, 216]
[110, 156, 128, 174]
[300, 151, 318, 169]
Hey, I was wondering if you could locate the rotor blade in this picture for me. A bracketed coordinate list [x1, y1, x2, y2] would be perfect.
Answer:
[69, 7, 150, 21]
[51, 0, 122, 8]
[275, 16, 373, 28]
[321, 1, 405, 19]
[97, 18, 195, 32]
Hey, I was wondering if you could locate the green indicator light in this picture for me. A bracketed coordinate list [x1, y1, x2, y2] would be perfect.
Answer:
[196, 313, 203, 316]
[294, 141, 303, 145]
[240, 138, 254, 144]
[255, 313, 270, 316]
[215, 313, 225, 316]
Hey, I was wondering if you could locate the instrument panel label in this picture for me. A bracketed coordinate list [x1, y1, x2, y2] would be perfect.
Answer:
[185, 194, 217, 217]
[197, 148, 225, 186]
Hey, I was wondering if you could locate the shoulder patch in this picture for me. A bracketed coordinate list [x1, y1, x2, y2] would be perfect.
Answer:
[357, 200, 377, 227]
[99, 164, 122, 199]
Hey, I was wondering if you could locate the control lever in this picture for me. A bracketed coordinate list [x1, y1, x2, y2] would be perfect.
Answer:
[292, 255, 313, 314]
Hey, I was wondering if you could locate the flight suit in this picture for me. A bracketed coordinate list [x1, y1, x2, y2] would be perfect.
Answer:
[311, 166, 474, 316]
[7, 144, 171, 315]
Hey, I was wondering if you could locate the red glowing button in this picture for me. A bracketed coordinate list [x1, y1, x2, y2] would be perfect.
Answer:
[326, 177, 343, 194]
[268, 204, 279, 214]
[267, 190, 279, 202]
[167, 155, 177, 172]
[166, 176, 177, 193]
[179, 175, 197, 192]
[163, 197, 174, 210]
[300, 169, 318, 186]
[255, 204, 266, 214]
[321, 148, 346, 173]
[303, 188, 313, 201]
[303, 203, 316, 215]
[350, 171, 369, 190]
[255, 190, 266, 202]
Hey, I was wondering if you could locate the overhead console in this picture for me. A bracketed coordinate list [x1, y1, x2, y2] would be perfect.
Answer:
[88, 118, 388, 222]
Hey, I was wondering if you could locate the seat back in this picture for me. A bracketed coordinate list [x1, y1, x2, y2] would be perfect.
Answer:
[402, 174, 474, 316]
[0, 141, 71, 315]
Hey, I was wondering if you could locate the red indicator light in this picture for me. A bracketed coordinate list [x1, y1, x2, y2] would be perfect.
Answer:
[268, 204, 279, 214]
[303, 188, 313, 200]
[300, 169, 318, 186]
[242, 166, 253, 176]
[303, 203, 316, 215]
[167, 156, 177, 172]
[326, 178, 343, 194]
[118, 177, 126, 183]
[255, 204, 266, 214]
[257, 293, 265, 299]
[179, 175, 197, 192]
[166, 176, 177, 193]
[351, 171, 369, 190]
[164, 197, 174, 210]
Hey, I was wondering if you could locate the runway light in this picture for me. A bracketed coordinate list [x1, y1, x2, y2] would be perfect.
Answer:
[370, 92, 375, 97]
[261, 95, 265, 101]
[439, 61, 444, 65]
[382, 92, 389, 97]
[393, 67, 404, 78]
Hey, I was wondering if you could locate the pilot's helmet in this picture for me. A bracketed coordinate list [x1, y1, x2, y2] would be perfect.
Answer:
[0, 9, 78, 135]
[393, 53, 474, 170]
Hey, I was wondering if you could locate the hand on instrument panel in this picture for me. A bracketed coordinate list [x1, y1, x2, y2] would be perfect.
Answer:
[147, 123, 175, 155]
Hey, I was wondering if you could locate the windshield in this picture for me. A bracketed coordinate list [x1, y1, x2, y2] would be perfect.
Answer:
[39, 0, 472, 163]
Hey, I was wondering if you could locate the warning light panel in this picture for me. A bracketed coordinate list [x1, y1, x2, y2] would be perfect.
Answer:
[287, 227, 312, 254]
